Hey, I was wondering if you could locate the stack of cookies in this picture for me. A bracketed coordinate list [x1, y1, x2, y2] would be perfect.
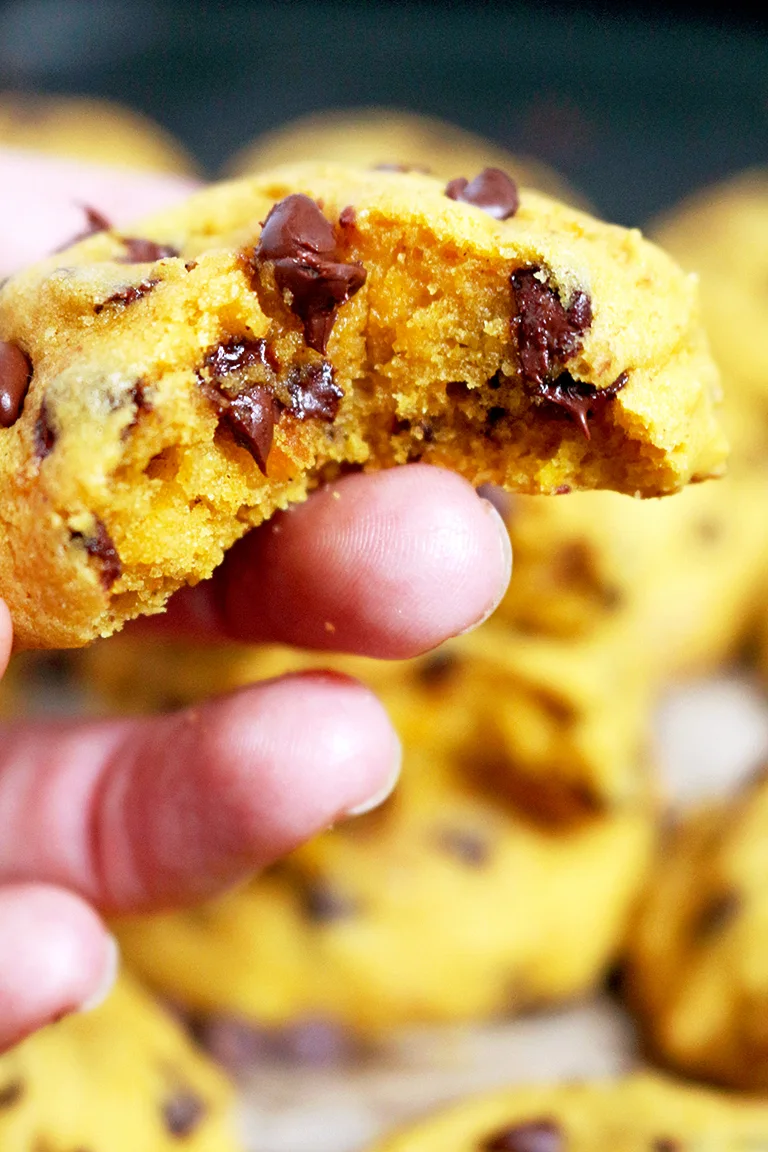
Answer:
[2, 102, 768, 1150]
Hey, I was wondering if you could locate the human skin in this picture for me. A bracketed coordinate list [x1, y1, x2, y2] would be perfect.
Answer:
[0, 148, 512, 1049]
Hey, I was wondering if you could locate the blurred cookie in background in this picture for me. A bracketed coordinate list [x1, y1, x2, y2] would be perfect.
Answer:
[365, 1071, 768, 1152]
[109, 707, 654, 1064]
[0, 973, 240, 1151]
[649, 169, 768, 429]
[625, 765, 768, 1091]
[224, 107, 588, 207]
[0, 91, 199, 175]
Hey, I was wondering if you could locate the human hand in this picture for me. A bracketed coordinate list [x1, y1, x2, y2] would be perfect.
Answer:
[0, 149, 512, 1049]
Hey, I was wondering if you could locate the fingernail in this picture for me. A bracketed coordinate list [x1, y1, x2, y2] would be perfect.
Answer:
[344, 734, 402, 816]
[457, 497, 513, 635]
[78, 934, 120, 1014]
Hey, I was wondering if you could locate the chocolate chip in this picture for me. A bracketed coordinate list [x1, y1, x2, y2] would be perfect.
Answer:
[374, 162, 431, 174]
[71, 519, 122, 589]
[33, 399, 56, 459]
[60, 204, 112, 249]
[482, 1119, 563, 1152]
[338, 205, 356, 228]
[0, 1079, 24, 1108]
[445, 167, 519, 220]
[162, 1089, 206, 1138]
[510, 268, 592, 389]
[119, 237, 179, 263]
[254, 194, 366, 353]
[554, 485, 571, 495]
[0, 341, 32, 427]
[436, 827, 490, 866]
[93, 277, 159, 314]
[653, 1140, 681, 1152]
[300, 878, 358, 923]
[533, 371, 628, 439]
[204, 335, 278, 379]
[286, 360, 343, 421]
[693, 890, 742, 939]
[219, 385, 279, 475]
[417, 650, 461, 686]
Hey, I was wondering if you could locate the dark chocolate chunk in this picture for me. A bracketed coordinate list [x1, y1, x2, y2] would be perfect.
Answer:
[445, 167, 519, 220]
[94, 277, 160, 314]
[482, 1119, 563, 1152]
[162, 1088, 206, 1138]
[0, 1078, 24, 1108]
[0, 341, 32, 427]
[119, 236, 179, 263]
[60, 203, 113, 248]
[693, 890, 742, 939]
[286, 360, 343, 421]
[510, 267, 592, 388]
[33, 399, 56, 459]
[436, 826, 490, 866]
[300, 878, 358, 923]
[219, 385, 279, 475]
[417, 650, 460, 686]
[204, 335, 278, 379]
[72, 519, 122, 589]
[254, 194, 366, 353]
[533, 371, 628, 439]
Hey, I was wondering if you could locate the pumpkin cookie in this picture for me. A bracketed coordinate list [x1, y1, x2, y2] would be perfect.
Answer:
[0, 973, 239, 1151]
[0, 162, 724, 647]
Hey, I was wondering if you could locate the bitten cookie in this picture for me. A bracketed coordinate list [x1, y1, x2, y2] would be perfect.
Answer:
[111, 729, 653, 1046]
[224, 107, 587, 206]
[0, 974, 240, 1151]
[0, 162, 725, 647]
[0, 91, 198, 175]
[366, 1072, 768, 1151]
[626, 767, 768, 1091]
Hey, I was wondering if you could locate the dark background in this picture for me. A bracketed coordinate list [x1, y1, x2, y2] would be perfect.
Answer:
[0, 0, 766, 226]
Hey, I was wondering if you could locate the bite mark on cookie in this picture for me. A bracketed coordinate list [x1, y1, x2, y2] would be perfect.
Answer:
[0, 340, 32, 427]
[482, 1118, 563, 1151]
[253, 194, 366, 354]
[445, 167, 519, 220]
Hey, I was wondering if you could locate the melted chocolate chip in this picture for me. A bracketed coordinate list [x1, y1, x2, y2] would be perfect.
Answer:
[534, 371, 628, 439]
[0, 1079, 24, 1108]
[510, 268, 592, 389]
[33, 399, 56, 459]
[119, 236, 179, 263]
[417, 650, 461, 686]
[338, 205, 357, 228]
[436, 827, 490, 866]
[254, 194, 366, 353]
[162, 1089, 206, 1138]
[286, 361, 343, 421]
[693, 890, 742, 939]
[445, 167, 519, 220]
[204, 335, 278, 379]
[72, 520, 122, 589]
[0, 341, 32, 427]
[219, 385, 280, 475]
[482, 1119, 563, 1152]
[94, 277, 159, 314]
[300, 879, 358, 923]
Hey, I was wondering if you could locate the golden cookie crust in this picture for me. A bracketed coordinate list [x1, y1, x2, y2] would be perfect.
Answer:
[366, 1072, 768, 1151]
[0, 974, 239, 1151]
[0, 162, 724, 648]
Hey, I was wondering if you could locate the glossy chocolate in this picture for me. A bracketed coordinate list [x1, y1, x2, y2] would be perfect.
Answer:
[534, 371, 628, 439]
[445, 167, 519, 220]
[94, 277, 159, 314]
[254, 194, 366, 353]
[510, 267, 592, 389]
[0, 341, 32, 428]
[286, 360, 343, 421]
